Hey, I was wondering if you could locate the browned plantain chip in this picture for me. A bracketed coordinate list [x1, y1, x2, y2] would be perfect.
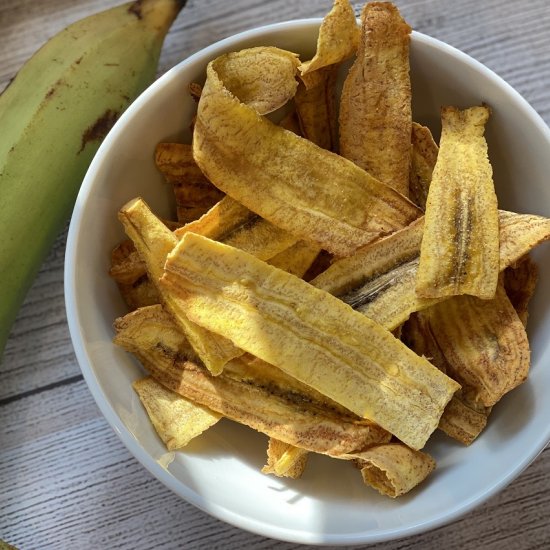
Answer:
[419, 281, 530, 407]
[117, 276, 160, 311]
[402, 313, 489, 445]
[417, 106, 499, 300]
[339, 2, 412, 196]
[295, 66, 339, 150]
[133, 345, 391, 456]
[188, 82, 202, 102]
[504, 254, 539, 327]
[410, 122, 439, 209]
[154, 142, 224, 223]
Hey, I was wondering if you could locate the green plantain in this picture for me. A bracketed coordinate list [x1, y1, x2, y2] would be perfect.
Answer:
[0, 0, 185, 359]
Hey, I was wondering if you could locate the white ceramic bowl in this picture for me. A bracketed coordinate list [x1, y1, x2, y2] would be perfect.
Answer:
[65, 19, 550, 546]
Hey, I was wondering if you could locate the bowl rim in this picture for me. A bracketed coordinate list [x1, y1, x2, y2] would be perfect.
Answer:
[65, 17, 550, 546]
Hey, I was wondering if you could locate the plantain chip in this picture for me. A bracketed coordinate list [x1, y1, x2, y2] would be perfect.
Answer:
[504, 254, 539, 327]
[311, 210, 550, 331]
[298, 0, 359, 76]
[339, 2, 412, 196]
[155, 142, 224, 223]
[417, 106, 499, 300]
[295, 66, 339, 150]
[344, 443, 435, 498]
[402, 312, 490, 445]
[193, 46, 421, 257]
[419, 281, 530, 407]
[119, 197, 242, 374]
[133, 376, 221, 451]
[262, 438, 309, 479]
[410, 122, 439, 210]
[160, 232, 460, 450]
[133, 345, 391, 456]
[117, 276, 160, 311]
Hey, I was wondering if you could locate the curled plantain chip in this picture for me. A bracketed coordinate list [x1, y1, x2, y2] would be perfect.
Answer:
[262, 439, 309, 479]
[160, 233, 460, 450]
[133, 376, 221, 451]
[193, 46, 421, 257]
[341, 443, 435, 498]
[299, 0, 359, 77]
[339, 2, 412, 196]
[417, 106, 499, 300]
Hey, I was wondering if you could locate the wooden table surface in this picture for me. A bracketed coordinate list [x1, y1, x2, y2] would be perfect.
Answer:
[1, 0, 550, 548]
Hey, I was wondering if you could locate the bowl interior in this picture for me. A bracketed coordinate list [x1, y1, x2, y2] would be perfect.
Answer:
[65, 19, 550, 546]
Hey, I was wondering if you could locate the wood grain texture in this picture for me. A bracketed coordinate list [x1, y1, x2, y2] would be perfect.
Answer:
[1, 0, 550, 548]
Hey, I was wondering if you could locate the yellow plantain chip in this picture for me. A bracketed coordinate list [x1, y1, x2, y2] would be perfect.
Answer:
[298, 0, 359, 76]
[267, 240, 321, 278]
[155, 142, 224, 223]
[504, 254, 539, 327]
[211, 47, 300, 115]
[133, 376, 221, 451]
[193, 47, 421, 257]
[160, 233, 460, 450]
[132, 345, 391, 456]
[344, 443, 435, 498]
[312, 210, 550, 331]
[419, 281, 530, 407]
[339, 2, 412, 196]
[262, 438, 309, 479]
[119, 197, 242, 374]
[417, 106, 499, 300]
[410, 122, 439, 210]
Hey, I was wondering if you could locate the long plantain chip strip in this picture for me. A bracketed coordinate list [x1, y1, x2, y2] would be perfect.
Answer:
[132, 345, 391, 456]
[160, 233, 460, 450]
[417, 106, 499, 299]
[119, 198, 242, 374]
[312, 210, 550, 331]
[299, 0, 359, 76]
[419, 281, 530, 407]
[262, 438, 309, 479]
[343, 443, 435, 498]
[504, 254, 539, 327]
[410, 122, 439, 210]
[155, 142, 224, 223]
[193, 47, 421, 257]
[339, 2, 412, 196]
[133, 376, 221, 451]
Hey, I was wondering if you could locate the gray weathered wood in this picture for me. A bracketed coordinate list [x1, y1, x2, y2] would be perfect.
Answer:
[1, 1, 550, 548]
